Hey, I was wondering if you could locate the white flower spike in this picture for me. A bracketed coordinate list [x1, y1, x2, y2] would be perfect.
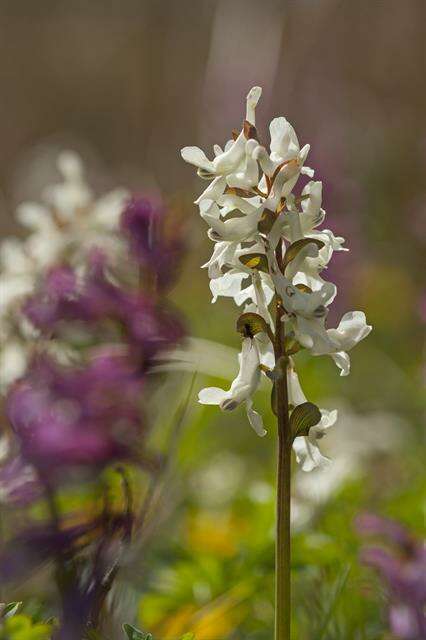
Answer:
[182, 86, 371, 470]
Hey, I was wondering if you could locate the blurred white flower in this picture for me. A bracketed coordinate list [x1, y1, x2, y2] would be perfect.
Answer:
[0, 151, 129, 392]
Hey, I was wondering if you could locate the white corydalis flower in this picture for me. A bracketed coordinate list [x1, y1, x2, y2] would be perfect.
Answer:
[181, 86, 371, 471]
[287, 366, 337, 472]
[198, 337, 266, 437]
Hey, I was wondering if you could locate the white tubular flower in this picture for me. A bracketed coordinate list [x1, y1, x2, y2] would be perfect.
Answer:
[209, 270, 249, 304]
[227, 139, 259, 190]
[202, 203, 263, 242]
[182, 85, 371, 472]
[201, 240, 239, 279]
[198, 337, 266, 436]
[235, 274, 274, 311]
[181, 87, 262, 180]
[252, 118, 313, 192]
[292, 310, 371, 376]
[288, 367, 338, 472]
[195, 176, 227, 205]
[298, 181, 326, 234]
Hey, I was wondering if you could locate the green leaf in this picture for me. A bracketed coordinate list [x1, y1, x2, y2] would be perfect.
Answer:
[122, 624, 152, 640]
[290, 402, 321, 439]
[180, 635, 196, 640]
[1, 601, 22, 618]
[239, 252, 269, 272]
[317, 566, 351, 639]
[236, 312, 268, 337]
[283, 238, 325, 271]
[257, 208, 276, 234]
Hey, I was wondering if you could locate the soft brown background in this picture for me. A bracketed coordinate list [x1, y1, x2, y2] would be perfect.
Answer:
[0, 3, 425, 635]
[1, 0, 425, 231]
[0, 0, 424, 392]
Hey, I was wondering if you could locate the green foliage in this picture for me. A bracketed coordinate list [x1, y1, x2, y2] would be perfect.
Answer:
[122, 623, 152, 639]
[122, 626, 194, 640]
[0, 614, 52, 640]
[1, 602, 23, 619]
[289, 402, 322, 439]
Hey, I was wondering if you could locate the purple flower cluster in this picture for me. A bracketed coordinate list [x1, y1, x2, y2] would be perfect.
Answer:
[2, 196, 185, 495]
[24, 249, 184, 367]
[121, 197, 184, 291]
[0, 194, 186, 634]
[356, 513, 426, 640]
[6, 351, 143, 469]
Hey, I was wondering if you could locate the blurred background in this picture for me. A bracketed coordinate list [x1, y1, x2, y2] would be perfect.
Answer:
[0, 1, 425, 638]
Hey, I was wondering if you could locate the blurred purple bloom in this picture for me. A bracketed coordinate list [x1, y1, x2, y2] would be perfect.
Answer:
[24, 252, 185, 366]
[0, 455, 42, 505]
[356, 513, 414, 550]
[121, 197, 185, 290]
[6, 351, 144, 469]
[356, 513, 426, 639]
[0, 521, 99, 582]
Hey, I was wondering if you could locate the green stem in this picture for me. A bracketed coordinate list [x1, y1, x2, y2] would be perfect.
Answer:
[275, 391, 291, 640]
[274, 244, 291, 640]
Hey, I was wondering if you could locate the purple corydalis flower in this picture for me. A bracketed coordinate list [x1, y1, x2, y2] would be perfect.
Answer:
[24, 252, 185, 367]
[121, 197, 184, 291]
[6, 351, 144, 469]
[356, 513, 426, 640]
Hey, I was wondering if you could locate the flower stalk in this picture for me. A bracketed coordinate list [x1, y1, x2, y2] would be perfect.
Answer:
[181, 85, 371, 638]
[274, 241, 291, 640]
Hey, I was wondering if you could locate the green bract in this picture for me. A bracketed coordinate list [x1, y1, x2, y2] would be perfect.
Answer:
[289, 402, 322, 439]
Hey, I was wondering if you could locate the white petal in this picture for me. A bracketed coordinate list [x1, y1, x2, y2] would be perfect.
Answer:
[319, 409, 338, 430]
[293, 436, 331, 472]
[0, 341, 27, 391]
[213, 132, 246, 174]
[246, 398, 267, 436]
[0, 239, 32, 274]
[287, 368, 308, 406]
[199, 199, 221, 220]
[198, 387, 228, 405]
[58, 150, 84, 179]
[328, 311, 372, 351]
[246, 86, 262, 125]
[252, 145, 276, 176]
[181, 146, 214, 172]
[209, 271, 248, 303]
[91, 189, 129, 229]
[195, 176, 227, 204]
[16, 203, 53, 232]
[331, 351, 351, 376]
[269, 117, 300, 160]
